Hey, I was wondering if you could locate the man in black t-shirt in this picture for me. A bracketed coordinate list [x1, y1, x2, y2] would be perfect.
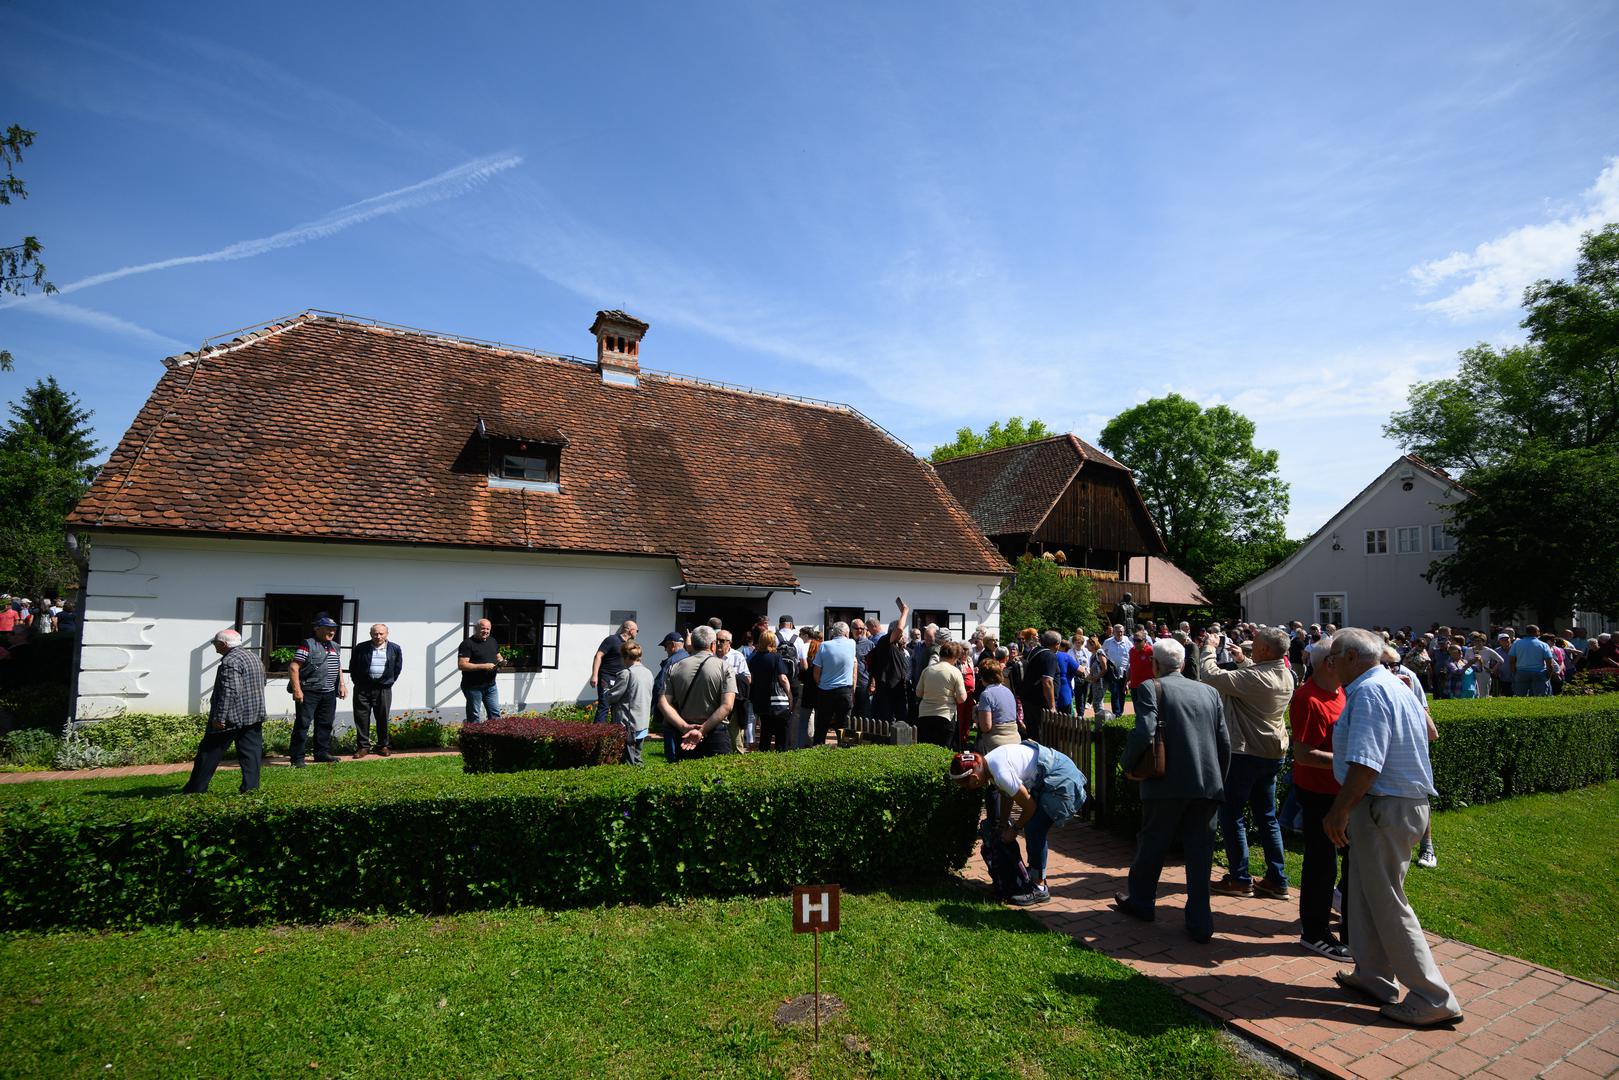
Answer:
[868, 597, 912, 724]
[591, 619, 638, 723]
[458, 618, 504, 723]
[1020, 630, 1062, 742]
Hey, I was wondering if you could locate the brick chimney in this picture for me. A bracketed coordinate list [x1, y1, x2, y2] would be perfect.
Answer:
[589, 309, 648, 387]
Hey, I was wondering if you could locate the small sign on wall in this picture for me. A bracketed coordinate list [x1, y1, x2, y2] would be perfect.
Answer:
[676, 598, 696, 613]
[609, 609, 637, 626]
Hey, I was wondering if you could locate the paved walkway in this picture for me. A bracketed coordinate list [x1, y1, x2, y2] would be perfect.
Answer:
[0, 747, 461, 784]
[964, 822, 1619, 1079]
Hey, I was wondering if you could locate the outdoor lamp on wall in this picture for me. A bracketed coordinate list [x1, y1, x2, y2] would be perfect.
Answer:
[1331, 532, 1343, 551]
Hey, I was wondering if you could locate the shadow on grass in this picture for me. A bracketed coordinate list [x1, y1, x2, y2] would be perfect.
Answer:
[932, 900, 1053, 935]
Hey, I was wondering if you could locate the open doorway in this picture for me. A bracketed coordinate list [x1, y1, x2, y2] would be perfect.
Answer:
[675, 595, 769, 642]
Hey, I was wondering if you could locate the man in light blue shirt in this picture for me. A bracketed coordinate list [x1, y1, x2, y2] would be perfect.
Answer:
[1506, 624, 1555, 697]
[813, 622, 859, 743]
[1322, 629, 1460, 1029]
[1101, 624, 1133, 717]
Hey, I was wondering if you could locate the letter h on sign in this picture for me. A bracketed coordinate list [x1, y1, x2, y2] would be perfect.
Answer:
[791, 884, 840, 933]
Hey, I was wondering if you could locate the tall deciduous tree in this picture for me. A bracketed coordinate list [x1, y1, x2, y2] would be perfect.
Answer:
[929, 416, 1054, 463]
[1386, 224, 1619, 473]
[1098, 394, 1289, 582]
[2, 124, 57, 372]
[1388, 225, 1619, 624]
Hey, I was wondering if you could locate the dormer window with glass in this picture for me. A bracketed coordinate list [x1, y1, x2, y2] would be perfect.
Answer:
[476, 417, 567, 493]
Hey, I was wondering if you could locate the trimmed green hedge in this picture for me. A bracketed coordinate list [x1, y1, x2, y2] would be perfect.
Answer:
[0, 745, 977, 929]
[1095, 692, 1619, 832]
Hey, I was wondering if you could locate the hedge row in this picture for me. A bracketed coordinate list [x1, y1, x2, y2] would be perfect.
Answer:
[1093, 691, 1619, 834]
[0, 744, 978, 929]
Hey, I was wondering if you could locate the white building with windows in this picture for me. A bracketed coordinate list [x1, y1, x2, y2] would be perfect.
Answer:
[67, 310, 1009, 720]
[1238, 456, 1483, 631]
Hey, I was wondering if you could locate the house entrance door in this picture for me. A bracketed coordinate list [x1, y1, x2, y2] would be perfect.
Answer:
[676, 595, 768, 641]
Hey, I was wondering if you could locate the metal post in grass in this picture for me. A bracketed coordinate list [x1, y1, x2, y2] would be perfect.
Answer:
[790, 884, 840, 1041]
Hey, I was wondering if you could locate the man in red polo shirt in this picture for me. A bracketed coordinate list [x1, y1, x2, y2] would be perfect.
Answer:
[1291, 634, 1349, 960]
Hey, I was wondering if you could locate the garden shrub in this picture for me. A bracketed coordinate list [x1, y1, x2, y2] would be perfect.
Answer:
[460, 712, 624, 772]
[0, 684, 71, 732]
[0, 744, 978, 929]
[0, 728, 61, 768]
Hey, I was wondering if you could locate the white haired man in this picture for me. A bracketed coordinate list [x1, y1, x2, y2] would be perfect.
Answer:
[182, 629, 268, 794]
[348, 623, 402, 757]
[1323, 629, 1462, 1028]
[657, 624, 738, 758]
[1114, 637, 1230, 942]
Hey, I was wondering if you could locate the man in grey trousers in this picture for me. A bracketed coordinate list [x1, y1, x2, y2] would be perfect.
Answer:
[1113, 637, 1231, 942]
[1323, 628, 1463, 1028]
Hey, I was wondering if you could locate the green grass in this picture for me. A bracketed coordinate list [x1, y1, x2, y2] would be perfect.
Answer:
[0, 886, 1266, 1080]
[1221, 781, 1619, 987]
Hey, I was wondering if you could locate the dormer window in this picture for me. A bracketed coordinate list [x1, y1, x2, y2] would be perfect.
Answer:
[487, 437, 561, 492]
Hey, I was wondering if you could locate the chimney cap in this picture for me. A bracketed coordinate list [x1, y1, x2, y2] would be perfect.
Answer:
[590, 309, 649, 336]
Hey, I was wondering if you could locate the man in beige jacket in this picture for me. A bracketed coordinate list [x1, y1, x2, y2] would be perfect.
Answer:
[1198, 625, 1294, 899]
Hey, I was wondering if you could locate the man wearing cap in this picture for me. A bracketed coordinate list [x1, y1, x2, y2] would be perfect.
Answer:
[289, 615, 347, 766]
[949, 741, 1087, 907]
[658, 624, 737, 758]
[182, 629, 269, 793]
[653, 631, 688, 762]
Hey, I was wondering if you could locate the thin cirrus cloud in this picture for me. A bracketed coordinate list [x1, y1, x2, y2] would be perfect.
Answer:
[1408, 157, 1619, 322]
[1, 152, 524, 314]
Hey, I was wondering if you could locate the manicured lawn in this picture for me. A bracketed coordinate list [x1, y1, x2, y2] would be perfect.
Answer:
[1220, 781, 1619, 987]
[0, 886, 1267, 1080]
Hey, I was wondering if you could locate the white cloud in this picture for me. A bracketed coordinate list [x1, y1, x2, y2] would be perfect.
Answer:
[1408, 157, 1619, 321]
[11, 300, 189, 352]
[0, 153, 523, 310]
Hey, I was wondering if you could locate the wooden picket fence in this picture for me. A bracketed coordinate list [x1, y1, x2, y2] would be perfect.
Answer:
[1033, 708, 1110, 823]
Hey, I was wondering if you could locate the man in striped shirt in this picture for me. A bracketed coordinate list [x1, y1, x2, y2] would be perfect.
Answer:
[289, 615, 347, 766]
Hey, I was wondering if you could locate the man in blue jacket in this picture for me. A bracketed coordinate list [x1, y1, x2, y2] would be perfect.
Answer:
[349, 623, 403, 757]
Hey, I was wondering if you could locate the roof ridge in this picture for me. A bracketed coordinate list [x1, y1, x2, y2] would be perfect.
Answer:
[930, 433, 1077, 466]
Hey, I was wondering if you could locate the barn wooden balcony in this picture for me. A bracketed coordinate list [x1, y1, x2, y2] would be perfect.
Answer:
[1068, 569, 1150, 610]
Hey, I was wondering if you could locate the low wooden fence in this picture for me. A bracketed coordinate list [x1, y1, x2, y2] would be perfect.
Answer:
[1033, 708, 1111, 823]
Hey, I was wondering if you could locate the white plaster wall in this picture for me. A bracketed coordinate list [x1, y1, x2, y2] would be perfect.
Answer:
[75, 535, 1006, 720]
[76, 535, 681, 720]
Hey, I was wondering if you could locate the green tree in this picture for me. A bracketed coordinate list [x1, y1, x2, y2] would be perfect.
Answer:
[2, 124, 57, 372]
[1425, 447, 1619, 625]
[1386, 224, 1619, 473]
[1196, 535, 1302, 619]
[4, 375, 101, 476]
[1388, 225, 1619, 624]
[929, 416, 1054, 463]
[0, 432, 89, 596]
[1097, 394, 1289, 582]
[997, 554, 1103, 638]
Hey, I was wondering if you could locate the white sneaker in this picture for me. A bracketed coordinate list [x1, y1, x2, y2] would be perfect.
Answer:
[1416, 848, 1438, 869]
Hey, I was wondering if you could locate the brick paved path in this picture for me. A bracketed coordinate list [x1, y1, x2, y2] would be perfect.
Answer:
[964, 821, 1619, 1079]
[0, 747, 461, 784]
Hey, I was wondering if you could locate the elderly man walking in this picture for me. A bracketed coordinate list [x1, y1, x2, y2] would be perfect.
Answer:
[182, 629, 268, 794]
[1113, 637, 1230, 942]
[1323, 629, 1462, 1028]
[1199, 625, 1294, 899]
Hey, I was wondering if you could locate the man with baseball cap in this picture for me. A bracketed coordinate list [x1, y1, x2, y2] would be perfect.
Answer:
[653, 631, 689, 763]
[289, 614, 347, 766]
[950, 741, 1087, 907]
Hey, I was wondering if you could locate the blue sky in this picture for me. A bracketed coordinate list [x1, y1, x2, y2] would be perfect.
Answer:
[4, 1, 1617, 537]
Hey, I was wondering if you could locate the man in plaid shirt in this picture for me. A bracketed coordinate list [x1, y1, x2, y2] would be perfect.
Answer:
[182, 629, 268, 794]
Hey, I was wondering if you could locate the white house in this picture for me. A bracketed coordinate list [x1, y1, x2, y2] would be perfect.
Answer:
[1239, 456, 1483, 631]
[68, 310, 1009, 720]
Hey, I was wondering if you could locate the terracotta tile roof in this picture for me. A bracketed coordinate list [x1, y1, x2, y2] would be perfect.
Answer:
[930, 434, 1128, 537]
[677, 552, 799, 589]
[1125, 556, 1209, 607]
[70, 314, 1009, 586]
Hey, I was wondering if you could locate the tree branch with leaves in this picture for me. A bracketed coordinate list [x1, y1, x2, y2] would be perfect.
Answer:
[2, 124, 57, 372]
